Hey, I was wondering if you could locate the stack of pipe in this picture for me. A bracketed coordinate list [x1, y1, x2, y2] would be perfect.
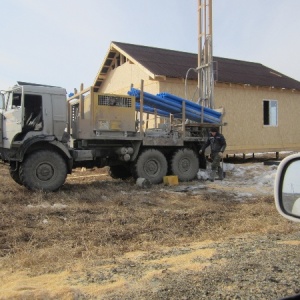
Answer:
[129, 88, 221, 124]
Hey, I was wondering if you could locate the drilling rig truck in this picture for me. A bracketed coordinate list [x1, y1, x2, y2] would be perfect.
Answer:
[0, 81, 221, 191]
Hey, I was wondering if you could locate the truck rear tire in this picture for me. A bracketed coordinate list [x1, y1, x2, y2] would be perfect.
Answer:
[171, 148, 199, 181]
[134, 149, 167, 184]
[19, 150, 67, 191]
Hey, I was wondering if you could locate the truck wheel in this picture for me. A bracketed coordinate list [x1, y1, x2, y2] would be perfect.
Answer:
[171, 148, 199, 181]
[19, 150, 67, 191]
[109, 165, 132, 180]
[9, 166, 23, 186]
[134, 149, 167, 184]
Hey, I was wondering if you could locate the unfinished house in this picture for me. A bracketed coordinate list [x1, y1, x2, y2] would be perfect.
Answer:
[93, 41, 300, 155]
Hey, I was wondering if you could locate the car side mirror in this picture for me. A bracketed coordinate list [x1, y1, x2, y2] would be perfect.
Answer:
[274, 153, 300, 222]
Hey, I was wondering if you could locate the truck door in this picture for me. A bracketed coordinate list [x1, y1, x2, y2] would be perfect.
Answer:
[0, 92, 4, 147]
[2, 87, 23, 149]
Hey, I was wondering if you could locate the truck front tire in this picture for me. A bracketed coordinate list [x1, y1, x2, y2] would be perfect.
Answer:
[20, 150, 67, 191]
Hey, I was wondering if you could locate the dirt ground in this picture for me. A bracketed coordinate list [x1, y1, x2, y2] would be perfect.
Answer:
[0, 156, 300, 300]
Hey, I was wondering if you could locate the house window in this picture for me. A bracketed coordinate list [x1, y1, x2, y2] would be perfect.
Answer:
[263, 100, 278, 126]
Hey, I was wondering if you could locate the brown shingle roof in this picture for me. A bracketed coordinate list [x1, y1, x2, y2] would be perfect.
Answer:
[94, 41, 300, 91]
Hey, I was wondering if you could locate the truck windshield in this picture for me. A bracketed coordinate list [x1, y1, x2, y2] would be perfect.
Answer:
[0, 91, 5, 110]
[0, 90, 12, 110]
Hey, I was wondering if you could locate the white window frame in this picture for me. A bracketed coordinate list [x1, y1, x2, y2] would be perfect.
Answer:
[263, 99, 278, 127]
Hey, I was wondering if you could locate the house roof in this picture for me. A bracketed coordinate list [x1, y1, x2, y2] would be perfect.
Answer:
[93, 41, 300, 91]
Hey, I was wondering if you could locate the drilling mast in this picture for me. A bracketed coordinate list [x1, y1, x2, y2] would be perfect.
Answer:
[198, 0, 214, 108]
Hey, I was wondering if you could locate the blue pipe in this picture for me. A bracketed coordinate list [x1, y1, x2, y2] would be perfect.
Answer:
[158, 92, 222, 118]
[129, 88, 221, 123]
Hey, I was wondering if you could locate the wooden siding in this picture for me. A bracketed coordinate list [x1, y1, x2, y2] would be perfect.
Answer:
[146, 79, 300, 154]
[98, 62, 159, 95]
[215, 83, 300, 153]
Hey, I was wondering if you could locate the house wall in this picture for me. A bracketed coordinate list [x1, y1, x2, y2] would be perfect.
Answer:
[97, 64, 300, 154]
[98, 62, 159, 95]
[159, 79, 198, 102]
[214, 83, 300, 154]
[160, 79, 300, 153]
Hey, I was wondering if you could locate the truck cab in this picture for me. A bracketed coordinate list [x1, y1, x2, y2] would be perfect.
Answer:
[0, 82, 72, 191]
[0, 82, 67, 158]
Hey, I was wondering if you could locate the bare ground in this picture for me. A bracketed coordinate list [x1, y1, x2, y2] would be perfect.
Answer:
[0, 157, 300, 300]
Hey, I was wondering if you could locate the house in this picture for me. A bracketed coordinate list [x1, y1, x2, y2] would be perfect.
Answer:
[92, 41, 300, 155]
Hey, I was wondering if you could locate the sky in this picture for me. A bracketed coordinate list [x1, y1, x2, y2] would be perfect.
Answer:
[1, 0, 300, 94]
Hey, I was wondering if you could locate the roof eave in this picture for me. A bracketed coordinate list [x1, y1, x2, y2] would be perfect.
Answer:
[93, 42, 157, 91]
[216, 80, 300, 91]
[111, 42, 156, 79]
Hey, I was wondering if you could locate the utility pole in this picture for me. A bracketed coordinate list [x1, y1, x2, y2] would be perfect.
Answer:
[198, 0, 214, 108]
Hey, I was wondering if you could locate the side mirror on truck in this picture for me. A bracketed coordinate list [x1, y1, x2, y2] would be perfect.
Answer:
[274, 153, 300, 222]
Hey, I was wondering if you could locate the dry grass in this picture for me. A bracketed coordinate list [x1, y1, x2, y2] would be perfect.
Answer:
[0, 163, 297, 278]
[1, 160, 299, 299]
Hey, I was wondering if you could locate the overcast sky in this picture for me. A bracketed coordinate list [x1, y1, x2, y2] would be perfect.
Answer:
[1, 0, 300, 94]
